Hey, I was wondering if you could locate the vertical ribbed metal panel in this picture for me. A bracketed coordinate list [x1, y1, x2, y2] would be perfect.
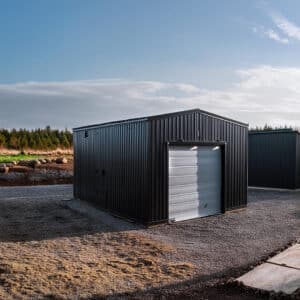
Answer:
[296, 134, 300, 188]
[148, 111, 248, 222]
[73, 120, 150, 222]
[249, 131, 297, 189]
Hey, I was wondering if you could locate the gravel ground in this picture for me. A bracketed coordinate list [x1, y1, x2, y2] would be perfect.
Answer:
[131, 188, 300, 298]
[0, 185, 298, 299]
[144, 188, 300, 273]
[0, 184, 73, 201]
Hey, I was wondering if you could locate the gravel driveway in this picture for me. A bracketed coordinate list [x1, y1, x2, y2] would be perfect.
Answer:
[145, 188, 300, 273]
[0, 184, 73, 201]
[135, 188, 299, 298]
[0, 185, 298, 299]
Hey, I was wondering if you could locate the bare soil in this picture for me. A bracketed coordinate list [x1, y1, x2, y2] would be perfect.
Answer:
[0, 160, 73, 186]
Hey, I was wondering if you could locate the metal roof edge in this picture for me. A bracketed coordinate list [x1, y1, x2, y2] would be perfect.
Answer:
[73, 108, 248, 131]
[249, 129, 299, 135]
[147, 108, 248, 127]
[73, 117, 148, 131]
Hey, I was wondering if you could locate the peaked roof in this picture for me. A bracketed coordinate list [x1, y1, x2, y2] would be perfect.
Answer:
[73, 108, 248, 131]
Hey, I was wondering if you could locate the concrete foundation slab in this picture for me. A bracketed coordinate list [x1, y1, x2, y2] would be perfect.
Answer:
[237, 262, 300, 294]
[268, 244, 300, 269]
[237, 244, 300, 294]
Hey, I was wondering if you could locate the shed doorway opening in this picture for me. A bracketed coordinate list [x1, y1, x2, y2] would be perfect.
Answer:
[168, 145, 222, 222]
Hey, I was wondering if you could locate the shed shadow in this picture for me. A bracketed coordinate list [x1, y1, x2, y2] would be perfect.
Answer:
[0, 197, 143, 242]
[79, 265, 268, 300]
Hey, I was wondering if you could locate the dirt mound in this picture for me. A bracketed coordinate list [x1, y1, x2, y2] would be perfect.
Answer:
[0, 160, 73, 186]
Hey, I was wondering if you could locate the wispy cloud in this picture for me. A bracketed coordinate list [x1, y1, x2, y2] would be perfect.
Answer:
[270, 12, 300, 41]
[1, 66, 300, 129]
[253, 7, 300, 44]
[253, 26, 289, 44]
[263, 28, 289, 44]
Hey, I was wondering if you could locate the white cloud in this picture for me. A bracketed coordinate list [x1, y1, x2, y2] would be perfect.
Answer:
[1, 66, 300, 129]
[253, 9, 300, 44]
[270, 12, 300, 41]
[264, 29, 289, 44]
[252, 26, 289, 44]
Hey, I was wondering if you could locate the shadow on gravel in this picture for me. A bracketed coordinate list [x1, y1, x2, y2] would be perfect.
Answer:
[0, 199, 140, 242]
[248, 188, 300, 203]
[82, 267, 269, 300]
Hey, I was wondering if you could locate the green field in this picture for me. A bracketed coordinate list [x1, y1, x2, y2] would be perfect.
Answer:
[0, 154, 44, 163]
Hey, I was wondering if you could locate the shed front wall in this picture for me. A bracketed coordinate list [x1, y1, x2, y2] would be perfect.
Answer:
[73, 121, 151, 222]
[249, 132, 297, 189]
[148, 111, 248, 223]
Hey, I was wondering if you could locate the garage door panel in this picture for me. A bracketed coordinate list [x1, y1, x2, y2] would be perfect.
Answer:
[169, 146, 198, 157]
[168, 192, 199, 203]
[169, 145, 222, 222]
[169, 175, 199, 186]
[169, 152, 198, 158]
[169, 201, 199, 213]
[169, 157, 198, 167]
[169, 166, 198, 176]
[169, 183, 200, 195]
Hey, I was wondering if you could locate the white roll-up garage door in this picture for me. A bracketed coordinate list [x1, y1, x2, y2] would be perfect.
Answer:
[168, 145, 222, 222]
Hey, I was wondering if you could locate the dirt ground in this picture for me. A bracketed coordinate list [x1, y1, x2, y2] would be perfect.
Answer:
[0, 185, 299, 299]
[0, 160, 73, 186]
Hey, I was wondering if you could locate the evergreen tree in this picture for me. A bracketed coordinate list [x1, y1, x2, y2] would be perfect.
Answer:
[0, 127, 73, 150]
[9, 130, 18, 149]
[61, 133, 70, 148]
[0, 133, 6, 147]
[19, 135, 28, 150]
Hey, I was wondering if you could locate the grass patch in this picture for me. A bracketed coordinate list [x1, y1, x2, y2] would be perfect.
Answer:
[0, 154, 44, 163]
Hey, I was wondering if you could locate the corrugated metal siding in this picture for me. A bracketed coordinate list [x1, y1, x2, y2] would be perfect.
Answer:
[296, 134, 300, 188]
[249, 131, 297, 189]
[73, 121, 150, 222]
[148, 111, 248, 222]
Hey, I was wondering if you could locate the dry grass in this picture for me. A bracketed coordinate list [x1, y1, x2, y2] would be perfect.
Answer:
[0, 187, 194, 299]
[0, 148, 73, 156]
[0, 232, 194, 299]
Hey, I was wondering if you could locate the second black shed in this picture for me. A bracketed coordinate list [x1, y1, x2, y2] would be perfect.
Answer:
[73, 109, 248, 224]
[249, 129, 300, 189]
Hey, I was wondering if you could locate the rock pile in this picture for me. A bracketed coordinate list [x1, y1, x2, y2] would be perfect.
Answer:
[0, 157, 69, 173]
[18, 160, 41, 168]
[55, 157, 68, 164]
[0, 163, 9, 174]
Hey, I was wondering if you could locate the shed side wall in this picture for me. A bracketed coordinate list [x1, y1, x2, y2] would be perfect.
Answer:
[73, 121, 150, 222]
[249, 132, 297, 189]
[296, 134, 300, 188]
[148, 111, 248, 222]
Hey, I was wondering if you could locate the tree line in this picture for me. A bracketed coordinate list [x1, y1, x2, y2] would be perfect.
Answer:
[0, 126, 73, 150]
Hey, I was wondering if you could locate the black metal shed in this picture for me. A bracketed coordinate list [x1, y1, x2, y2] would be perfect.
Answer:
[73, 109, 248, 224]
[249, 129, 300, 189]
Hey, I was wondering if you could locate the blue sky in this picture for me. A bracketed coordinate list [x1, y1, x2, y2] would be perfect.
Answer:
[1, 0, 300, 128]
